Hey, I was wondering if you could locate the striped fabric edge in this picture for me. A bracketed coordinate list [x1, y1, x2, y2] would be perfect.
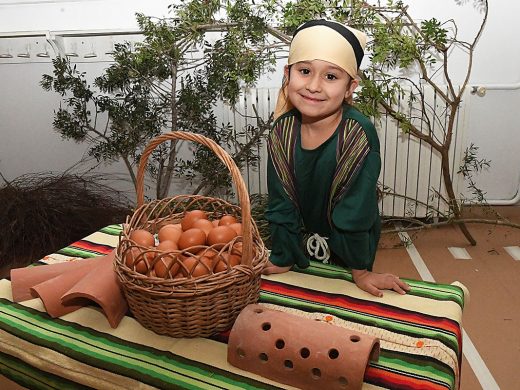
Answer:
[98, 224, 123, 236]
[57, 239, 116, 258]
[0, 349, 91, 390]
[369, 351, 455, 390]
[0, 328, 147, 390]
[365, 365, 453, 390]
[43, 226, 121, 263]
[259, 303, 457, 390]
[0, 298, 282, 390]
[259, 279, 461, 362]
[296, 261, 466, 309]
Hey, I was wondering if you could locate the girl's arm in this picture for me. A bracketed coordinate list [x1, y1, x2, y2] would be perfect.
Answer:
[329, 150, 410, 297]
[264, 156, 309, 270]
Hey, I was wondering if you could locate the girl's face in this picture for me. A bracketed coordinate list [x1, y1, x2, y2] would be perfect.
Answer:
[285, 60, 358, 123]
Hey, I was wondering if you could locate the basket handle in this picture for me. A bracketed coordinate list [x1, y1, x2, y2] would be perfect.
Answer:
[136, 131, 253, 267]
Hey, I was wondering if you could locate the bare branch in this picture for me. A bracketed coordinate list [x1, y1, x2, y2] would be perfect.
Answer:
[382, 217, 520, 235]
[458, 0, 488, 97]
[380, 190, 451, 219]
[372, 92, 444, 152]
[266, 26, 291, 44]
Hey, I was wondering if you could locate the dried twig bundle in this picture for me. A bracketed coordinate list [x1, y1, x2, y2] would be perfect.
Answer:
[0, 172, 132, 271]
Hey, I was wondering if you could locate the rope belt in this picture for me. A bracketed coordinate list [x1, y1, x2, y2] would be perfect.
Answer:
[305, 233, 331, 264]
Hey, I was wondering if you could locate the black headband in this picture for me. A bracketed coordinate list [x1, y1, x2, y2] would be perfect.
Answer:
[293, 19, 364, 68]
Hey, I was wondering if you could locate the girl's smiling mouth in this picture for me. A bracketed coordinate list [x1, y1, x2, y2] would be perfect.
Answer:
[300, 94, 324, 102]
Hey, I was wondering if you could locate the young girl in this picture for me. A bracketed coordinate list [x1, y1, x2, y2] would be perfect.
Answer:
[264, 19, 410, 298]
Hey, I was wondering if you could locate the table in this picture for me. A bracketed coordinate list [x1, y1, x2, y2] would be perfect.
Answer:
[0, 224, 466, 389]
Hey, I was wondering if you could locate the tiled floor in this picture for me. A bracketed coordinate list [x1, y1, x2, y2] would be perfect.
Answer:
[375, 205, 520, 390]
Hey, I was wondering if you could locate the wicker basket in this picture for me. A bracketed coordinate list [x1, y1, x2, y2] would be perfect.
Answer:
[114, 131, 268, 338]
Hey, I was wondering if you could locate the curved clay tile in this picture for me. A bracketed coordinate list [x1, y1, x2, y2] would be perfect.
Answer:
[61, 251, 128, 328]
[30, 261, 100, 317]
[10, 257, 97, 302]
[10, 251, 128, 329]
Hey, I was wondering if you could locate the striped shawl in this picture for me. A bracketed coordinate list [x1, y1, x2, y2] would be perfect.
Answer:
[267, 111, 371, 224]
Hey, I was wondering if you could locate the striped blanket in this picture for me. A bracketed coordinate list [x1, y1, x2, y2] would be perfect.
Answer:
[0, 225, 466, 390]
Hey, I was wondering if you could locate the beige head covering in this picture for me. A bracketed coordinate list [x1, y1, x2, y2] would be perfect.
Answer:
[274, 20, 367, 119]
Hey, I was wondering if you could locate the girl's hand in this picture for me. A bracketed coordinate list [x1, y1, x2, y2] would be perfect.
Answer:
[351, 269, 411, 297]
[262, 260, 292, 275]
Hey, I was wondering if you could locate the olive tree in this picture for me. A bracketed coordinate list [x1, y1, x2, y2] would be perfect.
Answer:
[42, 1, 278, 199]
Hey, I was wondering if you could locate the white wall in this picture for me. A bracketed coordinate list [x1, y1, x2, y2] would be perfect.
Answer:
[407, 0, 520, 204]
[0, 0, 173, 32]
[1, 0, 519, 205]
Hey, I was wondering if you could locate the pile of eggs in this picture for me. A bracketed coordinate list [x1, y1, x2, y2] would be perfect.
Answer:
[124, 210, 244, 279]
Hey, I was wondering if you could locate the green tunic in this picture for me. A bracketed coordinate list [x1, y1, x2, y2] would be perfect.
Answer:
[266, 105, 381, 270]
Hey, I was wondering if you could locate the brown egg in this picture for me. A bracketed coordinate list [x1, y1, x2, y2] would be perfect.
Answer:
[207, 226, 237, 249]
[229, 223, 243, 235]
[177, 228, 207, 250]
[230, 242, 256, 259]
[213, 252, 241, 272]
[143, 247, 158, 263]
[229, 254, 241, 266]
[125, 246, 152, 274]
[196, 256, 213, 276]
[197, 247, 220, 259]
[129, 229, 155, 247]
[181, 256, 212, 277]
[181, 210, 208, 231]
[218, 214, 238, 226]
[158, 224, 182, 243]
[223, 252, 241, 267]
[212, 254, 227, 273]
[231, 241, 243, 256]
[125, 247, 143, 268]
[180, 256, 197, 276]
[192, 218, 214, 237]
[157, 240, 178, 252]
[153, 240, 180, 278]
[168, 223, 183, 232]
[211, 219, 220, 227]
[135, 259, 149, 274]
[125, 247, 149, 274]
[154, 258, 178, 278]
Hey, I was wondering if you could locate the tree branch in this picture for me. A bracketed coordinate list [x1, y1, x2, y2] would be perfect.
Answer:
[374, 94, 443, 152]
[458, 0, 488, 97]
[382, 217, 520, 235]
[380, 189, 451, 219]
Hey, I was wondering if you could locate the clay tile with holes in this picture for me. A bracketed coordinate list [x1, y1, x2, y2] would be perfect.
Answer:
[228, 304, 380, 390]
